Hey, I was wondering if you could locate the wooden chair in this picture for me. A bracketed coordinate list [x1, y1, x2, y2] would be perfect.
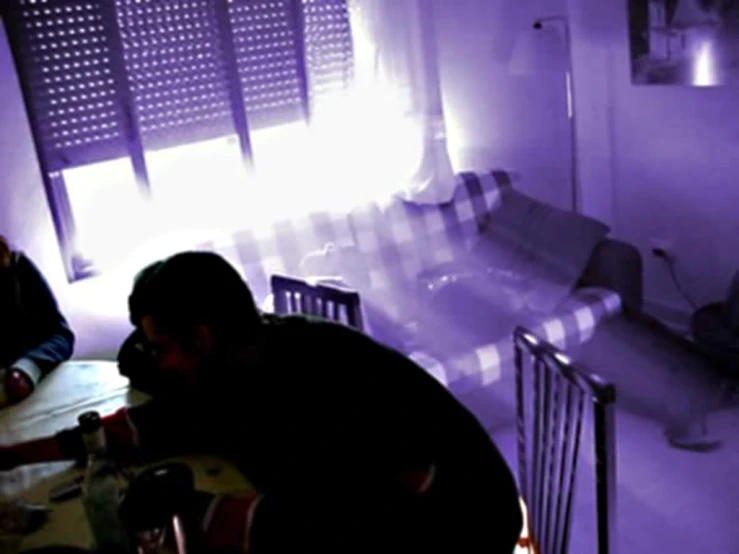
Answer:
[270, 274, 365, 331]
[513, 326, 617, 554]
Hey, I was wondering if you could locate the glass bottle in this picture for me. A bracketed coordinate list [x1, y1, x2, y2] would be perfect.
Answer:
[79, 411, 127, 554]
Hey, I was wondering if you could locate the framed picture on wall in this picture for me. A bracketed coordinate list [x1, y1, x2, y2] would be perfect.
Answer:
[628, 0, 739, 86]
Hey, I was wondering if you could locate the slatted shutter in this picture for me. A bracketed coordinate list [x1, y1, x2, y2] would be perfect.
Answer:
[228, 0, 309, 129]
[3, 0, 131, 171]
[115, 0, 239, 150]
[4, 0, 355, 281]
[302, 0, 354, 107]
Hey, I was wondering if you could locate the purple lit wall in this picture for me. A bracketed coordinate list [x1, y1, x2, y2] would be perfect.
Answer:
[435, 0, 572, 211]
[0, 21, 59, 282]
[568, 0, 739, 326]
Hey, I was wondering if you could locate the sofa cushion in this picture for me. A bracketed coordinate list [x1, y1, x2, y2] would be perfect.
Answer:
[408, 286, 622, 394]
[473, 187, 610, 313]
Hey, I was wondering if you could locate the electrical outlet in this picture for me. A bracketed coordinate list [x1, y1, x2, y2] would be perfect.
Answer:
[650, 238, 674, 259]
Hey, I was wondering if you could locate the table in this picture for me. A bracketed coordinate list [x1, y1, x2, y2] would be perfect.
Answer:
[0, 361, 146, 445]
[0, 361, 254, 552]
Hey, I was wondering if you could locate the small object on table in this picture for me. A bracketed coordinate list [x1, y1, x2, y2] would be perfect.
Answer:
[79, 412, 128, 554]
[48, 477, 84, 504]
[0, 500, 49, 536]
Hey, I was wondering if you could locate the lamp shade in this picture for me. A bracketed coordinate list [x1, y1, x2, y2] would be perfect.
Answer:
[510, 25, 568, 75]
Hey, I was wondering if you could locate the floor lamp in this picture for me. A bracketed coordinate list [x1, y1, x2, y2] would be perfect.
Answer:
[510, 17, 579, 213]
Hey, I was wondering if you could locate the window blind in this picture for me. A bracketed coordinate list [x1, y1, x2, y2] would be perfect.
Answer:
[6, 0, 354, 166]
[4, 0, 131, 171]
[4, 0, 354, 280]
[115, 0, 238, 150]
[302, 0, 354, 106]
[228, 0, 308, 129]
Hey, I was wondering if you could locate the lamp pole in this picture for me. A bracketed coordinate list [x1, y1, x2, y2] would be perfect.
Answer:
[533, 17, 579, 213]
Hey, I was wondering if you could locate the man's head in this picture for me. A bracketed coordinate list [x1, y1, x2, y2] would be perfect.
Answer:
[0, 236, 13, 270]
[128, 251, 262, 397]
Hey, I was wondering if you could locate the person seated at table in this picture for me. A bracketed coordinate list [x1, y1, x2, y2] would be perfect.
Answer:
[0, 251, 522, 554]
[0, 236, 75, 409]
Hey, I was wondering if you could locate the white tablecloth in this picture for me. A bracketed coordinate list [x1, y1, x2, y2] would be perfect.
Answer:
[0, 361, 148, 445]
[0, 361, 251, 552]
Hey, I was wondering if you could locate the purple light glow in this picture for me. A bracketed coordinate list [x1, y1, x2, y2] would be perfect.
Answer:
[693, 39, 718, 87]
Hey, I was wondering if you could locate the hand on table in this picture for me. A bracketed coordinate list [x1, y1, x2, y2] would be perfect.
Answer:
[0, 368, 35, 409]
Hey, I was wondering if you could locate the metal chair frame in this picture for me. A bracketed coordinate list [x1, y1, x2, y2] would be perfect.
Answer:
[514, 326, 617, 554]
[270, 274, 365, 331]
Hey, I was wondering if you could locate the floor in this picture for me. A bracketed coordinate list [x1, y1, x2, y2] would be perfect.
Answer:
[476, 315, 739, 553]
[492, 406, 739, 553]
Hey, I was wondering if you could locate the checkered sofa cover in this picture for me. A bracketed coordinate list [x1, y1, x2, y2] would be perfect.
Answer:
[344, 171, 623, 393]
[192, 170, 622, 394]
[346, 172, 507, 320]
[193, 209, 356, 305]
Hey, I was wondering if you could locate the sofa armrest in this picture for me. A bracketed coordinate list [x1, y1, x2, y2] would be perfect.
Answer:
[579, 238, 644, 314]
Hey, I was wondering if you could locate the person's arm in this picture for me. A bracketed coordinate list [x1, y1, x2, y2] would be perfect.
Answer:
[8, 254, 75, 384]
[0, 400, 198, 470]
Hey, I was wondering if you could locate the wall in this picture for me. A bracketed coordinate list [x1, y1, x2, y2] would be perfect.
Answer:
[434, 0, 572, 210]
[568, 0, 739, 326]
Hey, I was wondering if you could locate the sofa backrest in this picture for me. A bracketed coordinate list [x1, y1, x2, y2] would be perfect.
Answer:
[189, 170, 515, 308]
[347, 171, 514, 293]
[193, 209, 355, 304]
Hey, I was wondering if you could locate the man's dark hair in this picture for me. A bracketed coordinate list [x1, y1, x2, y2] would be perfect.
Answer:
[128, 251, 262, 343]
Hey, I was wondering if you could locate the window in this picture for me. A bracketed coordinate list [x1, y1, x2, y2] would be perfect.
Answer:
[3, 0, 353, 281]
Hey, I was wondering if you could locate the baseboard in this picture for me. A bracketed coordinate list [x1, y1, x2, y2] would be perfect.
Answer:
[643, 298, 693, 336]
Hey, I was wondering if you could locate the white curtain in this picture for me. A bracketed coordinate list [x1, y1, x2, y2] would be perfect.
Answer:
[298, 0, 457, 207]
[349, 0, 457, 204]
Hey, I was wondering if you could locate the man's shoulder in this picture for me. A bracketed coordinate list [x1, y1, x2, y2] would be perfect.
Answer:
[261, 313, 391, 354]
[262, 312, 361, 338]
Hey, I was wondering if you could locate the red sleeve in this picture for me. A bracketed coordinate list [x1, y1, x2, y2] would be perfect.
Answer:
[195, 493, 262, 553]
[104, 401, 198, 462]
[9, 403, 157, 468]
[53, 401, 197, 464]
[98, 407, 141, 463]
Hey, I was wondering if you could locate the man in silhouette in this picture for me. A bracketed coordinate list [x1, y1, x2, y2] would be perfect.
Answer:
[1, 251, 522, 553]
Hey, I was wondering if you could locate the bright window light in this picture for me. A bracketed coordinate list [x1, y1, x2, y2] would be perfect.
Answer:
[63, 157, 148, 271]
[63, 3, 428, 277]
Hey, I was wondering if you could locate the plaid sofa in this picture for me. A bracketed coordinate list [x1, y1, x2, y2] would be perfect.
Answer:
[344, 172, 629, 395]
[194, 171, 641, 398]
